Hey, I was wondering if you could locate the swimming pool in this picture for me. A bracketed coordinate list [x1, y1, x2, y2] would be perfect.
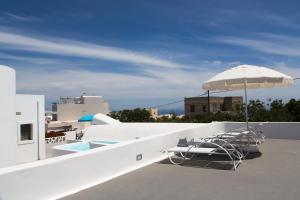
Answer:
[62, 142, 91, 151]
[92, 140, 119, 145]
[54, 140, 119, 152]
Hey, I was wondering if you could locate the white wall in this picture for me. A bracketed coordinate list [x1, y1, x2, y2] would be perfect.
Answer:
[15, 95, 46, 164]
[222, 122, 300, 140]
[56, 96, 109, 121]
[0, 65, 16, 168]
[0, 122, 299, 200]
[0, 123, 208, 200]
[83, 123, 203, 142]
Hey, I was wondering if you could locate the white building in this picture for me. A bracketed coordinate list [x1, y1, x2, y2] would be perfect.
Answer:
[52, 95, 110, 121]
[0, 65, 45, 168]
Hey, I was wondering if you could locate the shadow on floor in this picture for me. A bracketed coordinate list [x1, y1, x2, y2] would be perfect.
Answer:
[244, 152, 262, 160]
[159, 152, 262, 171]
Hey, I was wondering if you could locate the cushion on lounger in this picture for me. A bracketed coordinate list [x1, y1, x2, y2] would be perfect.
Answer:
[177, 138, 188, 147]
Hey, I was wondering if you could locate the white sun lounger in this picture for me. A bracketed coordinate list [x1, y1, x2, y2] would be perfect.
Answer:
[167, 141, 242, 170]
[221, 124, 266, 144]
[214, 124, 266, 152]
[168, 146, 216, 154]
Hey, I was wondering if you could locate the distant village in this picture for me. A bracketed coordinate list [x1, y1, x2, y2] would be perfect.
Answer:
[46, 94, 243, 135]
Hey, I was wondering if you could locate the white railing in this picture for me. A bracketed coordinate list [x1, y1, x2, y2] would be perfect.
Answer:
[45, 136, 66, 144]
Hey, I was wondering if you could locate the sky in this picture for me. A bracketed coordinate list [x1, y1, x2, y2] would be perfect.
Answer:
[1, 0, 300, 111]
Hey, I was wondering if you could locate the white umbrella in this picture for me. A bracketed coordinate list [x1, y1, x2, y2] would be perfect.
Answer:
[202, 64, 294, 129]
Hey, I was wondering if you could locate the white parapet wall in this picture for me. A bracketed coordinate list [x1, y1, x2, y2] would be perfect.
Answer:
[0, 123, 214, 200]
[221, 122, 300, 140]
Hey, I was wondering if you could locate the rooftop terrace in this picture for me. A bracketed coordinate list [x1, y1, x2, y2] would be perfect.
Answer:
[61, 139, 300, 200]
[1, 122, 299, 200]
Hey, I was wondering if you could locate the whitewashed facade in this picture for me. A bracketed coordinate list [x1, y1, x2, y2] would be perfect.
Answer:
[0, 65, 45, 168]
[52, 96, 110, 121]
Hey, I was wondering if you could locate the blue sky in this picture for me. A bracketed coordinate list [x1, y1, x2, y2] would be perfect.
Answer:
[1, 0, 300, 111]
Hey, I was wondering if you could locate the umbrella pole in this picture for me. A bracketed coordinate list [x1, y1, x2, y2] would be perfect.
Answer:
[244, 81, 249, 130]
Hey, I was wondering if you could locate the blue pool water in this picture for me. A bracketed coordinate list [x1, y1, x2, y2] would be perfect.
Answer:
[62, 140, 119, 152]
[93, 140, 119, 145]
[63, 142, 91, 151]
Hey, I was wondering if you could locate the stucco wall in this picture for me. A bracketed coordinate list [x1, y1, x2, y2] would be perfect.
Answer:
[15, 95, 46, 164]
[221, 122, 300, 140]
[0, 65, 16, 168]
[0, 123, 208, 200]
[0, 122, 299, 200]
[83, 123, 203, 142]
[0, 65, 46, 168]
[56, 96, 109, 121]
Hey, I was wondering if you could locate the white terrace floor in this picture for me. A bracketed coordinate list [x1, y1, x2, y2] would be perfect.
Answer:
[61, 139, 300, 200]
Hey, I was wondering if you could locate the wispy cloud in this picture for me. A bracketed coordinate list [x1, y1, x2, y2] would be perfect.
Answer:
[0, 12, 41, 22]
[208, 8, 299, 29]
[0, 30, 243, 109]
[16, 67, 216, 105]
[16, 64, 300, 109]
[262, 14, 298, 29]
[0, 52, 66, 65]
[0, 31, 185, 69]
[216, 33, 300, 57]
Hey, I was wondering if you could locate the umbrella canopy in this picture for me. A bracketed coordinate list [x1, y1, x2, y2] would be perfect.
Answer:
[202, 64, 293, 129]
[78, 114, 94, 122]
[203, 64, 293, 91]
